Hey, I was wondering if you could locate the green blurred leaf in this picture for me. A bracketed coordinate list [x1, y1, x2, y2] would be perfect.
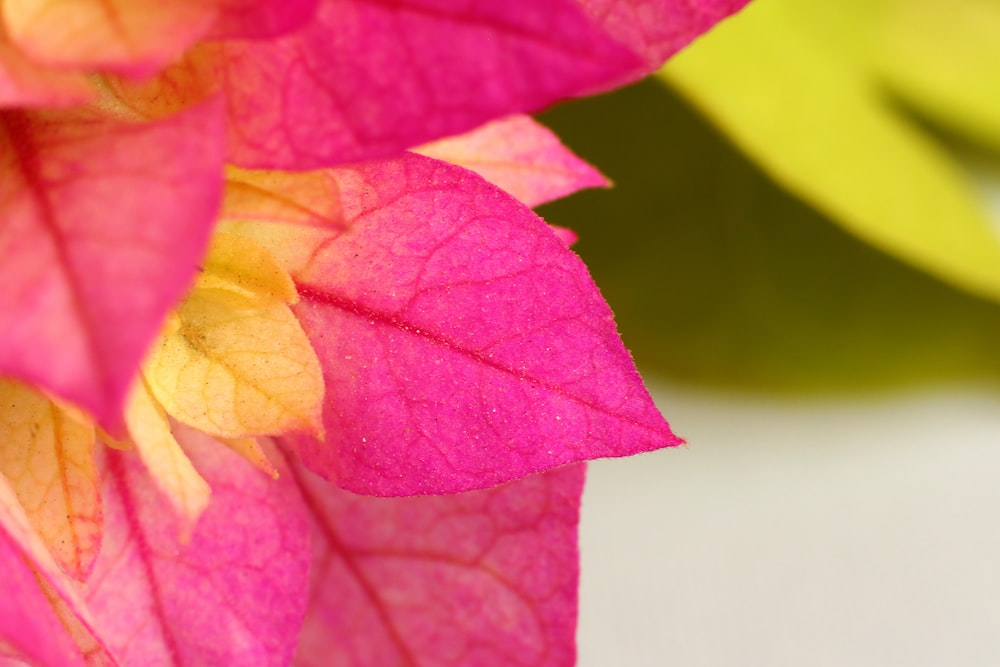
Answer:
[539, 80, 1000, 393]
[659, 0, 1000, 304]
[877, 0, 1000, 153]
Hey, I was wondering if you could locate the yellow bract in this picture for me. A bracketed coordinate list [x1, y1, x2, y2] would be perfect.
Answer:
[216, 219, 336, 277]
[196, 232, 299, 304]
[0, 379, 99, 581]
[143, 240, 324, 440]
[125, 379, 211, 531]
[219, 436, 280, 479]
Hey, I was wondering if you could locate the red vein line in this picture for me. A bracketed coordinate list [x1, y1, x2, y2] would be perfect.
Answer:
[297, 284, 664, 436]
[289, 463, 420, 667]
[108, 452, 185, 666]
[4, 115, 111, 406]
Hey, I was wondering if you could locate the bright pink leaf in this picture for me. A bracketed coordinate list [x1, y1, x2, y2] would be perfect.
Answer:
[84, 432, 310, 667]
[576, 0, 752, 71]
[291, 458, 586, 667]
[284, 154, 679, 495]
[210, 0, 320, 39]
[216, 0, 642, 168]
[0, 100, 225, 429]
[416, 115, 608, 208]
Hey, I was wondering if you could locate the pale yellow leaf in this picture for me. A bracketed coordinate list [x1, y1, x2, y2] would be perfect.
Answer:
[223, 166, 343, 229]
[125, 379, 210, 529]
[144, 288, 324, 439]
[196, 232, 298, 304]
[218, 436, 279, 479]
[0, 379, 100, 581]
[215, 220, 336, 277]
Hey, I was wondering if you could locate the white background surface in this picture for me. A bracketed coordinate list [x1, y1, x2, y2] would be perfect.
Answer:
[578, 382, 1000, 666]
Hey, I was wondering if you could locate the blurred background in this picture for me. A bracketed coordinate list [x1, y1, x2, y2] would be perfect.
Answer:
[536, 0, 1000, 663]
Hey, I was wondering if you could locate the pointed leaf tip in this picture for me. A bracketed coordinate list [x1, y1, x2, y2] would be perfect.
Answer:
[416, 115, 609, 208]
[283, 154, 679, 496]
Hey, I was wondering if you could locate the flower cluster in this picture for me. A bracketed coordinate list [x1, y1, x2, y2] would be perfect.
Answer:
[0, 1, 748, 665]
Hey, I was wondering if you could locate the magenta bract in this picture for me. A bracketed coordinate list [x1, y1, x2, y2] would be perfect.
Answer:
[284, 154, 680, 495]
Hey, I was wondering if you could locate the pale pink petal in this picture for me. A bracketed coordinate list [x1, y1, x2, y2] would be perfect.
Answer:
[210, 0, 320, 39]
[2, 0, 216, 77]
[84, 432, 310, 667]
[577, 0, 751, 71]
[284, 154, 679, 495]
[291, 458, 585, 667]
[548, 224, 579, 247]
[0, 100, 225, 430]
[416, 115, 608, 208]
[217, 0, 642, 168]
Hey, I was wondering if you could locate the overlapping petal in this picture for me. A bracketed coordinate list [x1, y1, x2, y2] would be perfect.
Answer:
[84, 433, 310, 667]
[215, 0, 642, 168]
[0, 100, 225, 429]
[282, 154, 679, 495]
[291, 459, 585, 667]
[125, 381, 211, 531]
[143, 288, 324, 440]
[416, 115, 608, 208]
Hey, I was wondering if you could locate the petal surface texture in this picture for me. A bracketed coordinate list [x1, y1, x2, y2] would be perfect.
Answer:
[578, 0, 752, 69]
[0, 101, 224, 428]
[84, 436, 310, 667]
[292, 461, 586, 667]
[285, 154, 679, 495]
[218, 0, 641, 168]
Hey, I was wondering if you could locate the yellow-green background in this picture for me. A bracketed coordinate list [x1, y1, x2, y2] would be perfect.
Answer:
[541, 0, 1000, 395]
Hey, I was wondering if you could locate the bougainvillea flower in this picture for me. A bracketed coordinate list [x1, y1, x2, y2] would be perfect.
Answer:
[0, 0, 750, 664]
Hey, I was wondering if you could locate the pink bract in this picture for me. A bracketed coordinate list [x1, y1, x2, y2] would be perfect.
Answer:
[417, 115, 609, 208]
[293, 460, 586, 667]
[0, 101, 225, 430]
[579, 0, 752, 69]
[283, 154, 680, 496]
[83, 433, 310, 666]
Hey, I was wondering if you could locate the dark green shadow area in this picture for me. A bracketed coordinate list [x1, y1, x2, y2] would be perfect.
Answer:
[538, 79, 1000, 394]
